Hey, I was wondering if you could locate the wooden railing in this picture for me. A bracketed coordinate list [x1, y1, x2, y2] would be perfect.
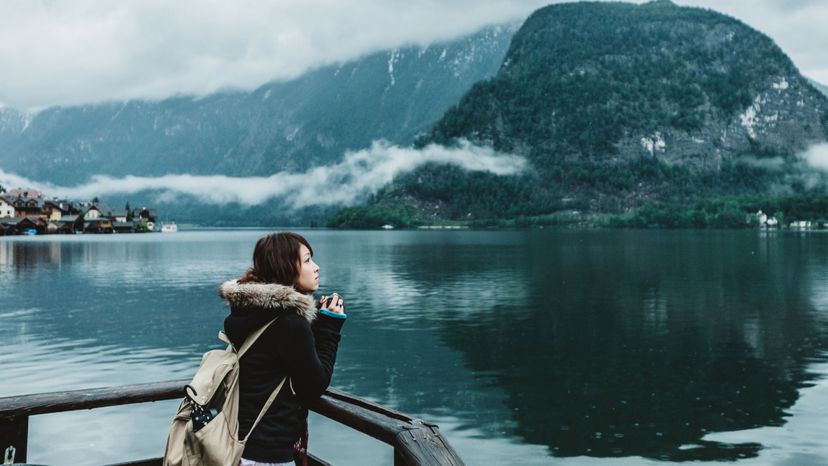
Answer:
[0, 380, 464, 466]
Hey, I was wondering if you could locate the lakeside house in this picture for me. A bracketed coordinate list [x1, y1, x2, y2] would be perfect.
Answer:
[113, 221, 135, 233]
[755, 210, 782, 228]
[83, 204, 106, 219]
[0, 216, 46, 235]
[0, 190, 159, 236]
[84, 218, 114, 234]
[0, 197, 14, 218]
[137, 208, 157, 231]
[11, 197, 43, 218]
[56, 215, 83, 234]
[790, 220, 813, 229]
[111, 210, 129, 223]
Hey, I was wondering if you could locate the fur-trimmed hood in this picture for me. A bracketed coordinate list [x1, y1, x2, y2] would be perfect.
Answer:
[219, 279, 317, 323]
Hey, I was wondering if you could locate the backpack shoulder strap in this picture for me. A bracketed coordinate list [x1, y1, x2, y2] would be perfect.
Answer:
[242, 376, 288, 443]
[234, 316, 279, 359]
[227, 316, 288, 441]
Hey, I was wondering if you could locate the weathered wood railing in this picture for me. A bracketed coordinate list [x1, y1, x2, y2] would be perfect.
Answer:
[0, 380, 464, 466]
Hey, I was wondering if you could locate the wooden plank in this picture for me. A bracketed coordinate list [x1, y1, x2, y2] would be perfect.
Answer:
[325, 388, 420, 424]
[309, 395, 404, 444]
[0, 380, 188, 418]
[394, 448, 407, 466]
[104, 453, 331, 466]
[0, 416, 28, 464]
[104, 458, 161, 466]
[1, 381, 465, 466]
[393, 424, 465, 466]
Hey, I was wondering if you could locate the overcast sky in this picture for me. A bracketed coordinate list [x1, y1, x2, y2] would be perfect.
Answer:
[1, 0, 825, 111]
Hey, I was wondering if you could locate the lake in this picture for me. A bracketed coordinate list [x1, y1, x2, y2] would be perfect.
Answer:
[1, 229, 827, 465]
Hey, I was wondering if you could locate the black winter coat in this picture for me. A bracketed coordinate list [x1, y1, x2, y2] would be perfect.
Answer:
[220, 280, 345, 463]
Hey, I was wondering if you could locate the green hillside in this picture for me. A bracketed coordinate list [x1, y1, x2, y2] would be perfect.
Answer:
[332, 1, 828, 228]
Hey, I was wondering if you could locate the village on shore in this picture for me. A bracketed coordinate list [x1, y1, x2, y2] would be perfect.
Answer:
[0, 188, 169, 236]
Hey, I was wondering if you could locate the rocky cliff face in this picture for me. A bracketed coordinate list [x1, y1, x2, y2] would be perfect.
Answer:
[0, 23, 518, 184]
[614, 75, 828, 170]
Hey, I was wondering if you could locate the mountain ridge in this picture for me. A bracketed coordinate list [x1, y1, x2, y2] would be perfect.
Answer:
[0, 23, 519, 185]
[332, 1, 828, 228]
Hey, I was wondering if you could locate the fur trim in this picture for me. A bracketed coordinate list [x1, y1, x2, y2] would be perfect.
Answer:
[219, 280, 317, 323]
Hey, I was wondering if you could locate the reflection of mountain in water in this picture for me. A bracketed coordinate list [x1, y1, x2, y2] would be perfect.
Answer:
[5, 231, 828, 463]
[396, 231, 828, 461]
[305, 232, 537, 427]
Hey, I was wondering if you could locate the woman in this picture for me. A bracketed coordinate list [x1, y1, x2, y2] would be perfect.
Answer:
[220, 232, 346, 466]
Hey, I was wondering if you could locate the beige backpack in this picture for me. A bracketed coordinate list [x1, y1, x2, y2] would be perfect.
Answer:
[163, 318, 286, 466]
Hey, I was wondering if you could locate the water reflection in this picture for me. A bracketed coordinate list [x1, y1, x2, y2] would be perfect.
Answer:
[0, 234, 258, 355]
[400, 231, 828, 461]
[2, 231, 828, 465]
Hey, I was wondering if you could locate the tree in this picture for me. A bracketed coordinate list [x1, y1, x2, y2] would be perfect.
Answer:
[125, 202, 133, 221]
[0, 184, 5, 194]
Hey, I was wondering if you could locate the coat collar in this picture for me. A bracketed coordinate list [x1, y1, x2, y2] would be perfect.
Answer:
[219, 279, 317, 323]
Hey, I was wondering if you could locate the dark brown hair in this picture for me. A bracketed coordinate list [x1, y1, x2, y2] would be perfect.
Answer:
[238, 232, 313, 287]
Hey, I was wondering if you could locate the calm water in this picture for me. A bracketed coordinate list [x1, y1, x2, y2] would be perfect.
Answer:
[2, 229, 828, 466]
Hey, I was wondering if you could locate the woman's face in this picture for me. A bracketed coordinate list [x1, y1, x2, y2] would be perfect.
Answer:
[295, 244, 319, 292]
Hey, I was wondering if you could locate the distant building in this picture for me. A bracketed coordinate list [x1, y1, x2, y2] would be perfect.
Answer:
[0, 192, 150, 235]
[110, 210, 129, 223]
[137, 208, 157, 231]
[0, 196, 15, 218]
[83, 218, 114, 234]
[84, 205, 104, 219]
[755, 210, 767, 226]
[43, 199, 79, 220]
[0, 216, 46, 235]
[41, 201, 64, 222]
[113, 221, 135, 233]
[7, 188, 44, 198]
[56, 215, 84, 234]
[11, 197, 42, 218]
[137, 208, 157, 222]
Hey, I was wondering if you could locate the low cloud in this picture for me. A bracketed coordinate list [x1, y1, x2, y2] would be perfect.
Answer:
[0, 140, 527, 207]
[736, 155, 787, 169]
[800, 142, 828, 171]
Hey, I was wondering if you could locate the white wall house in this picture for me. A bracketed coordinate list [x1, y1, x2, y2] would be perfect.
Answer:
[85, 206, 102, 219]
[0, 198, 15, 218]
[755, 210, 767, 226]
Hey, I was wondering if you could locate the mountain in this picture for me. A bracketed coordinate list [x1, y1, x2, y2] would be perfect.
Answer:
[0, 23, 518, 185]
[811, 79, 828, 98]
[0, 107, 29, 142]
[332, 0, 828, 228]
